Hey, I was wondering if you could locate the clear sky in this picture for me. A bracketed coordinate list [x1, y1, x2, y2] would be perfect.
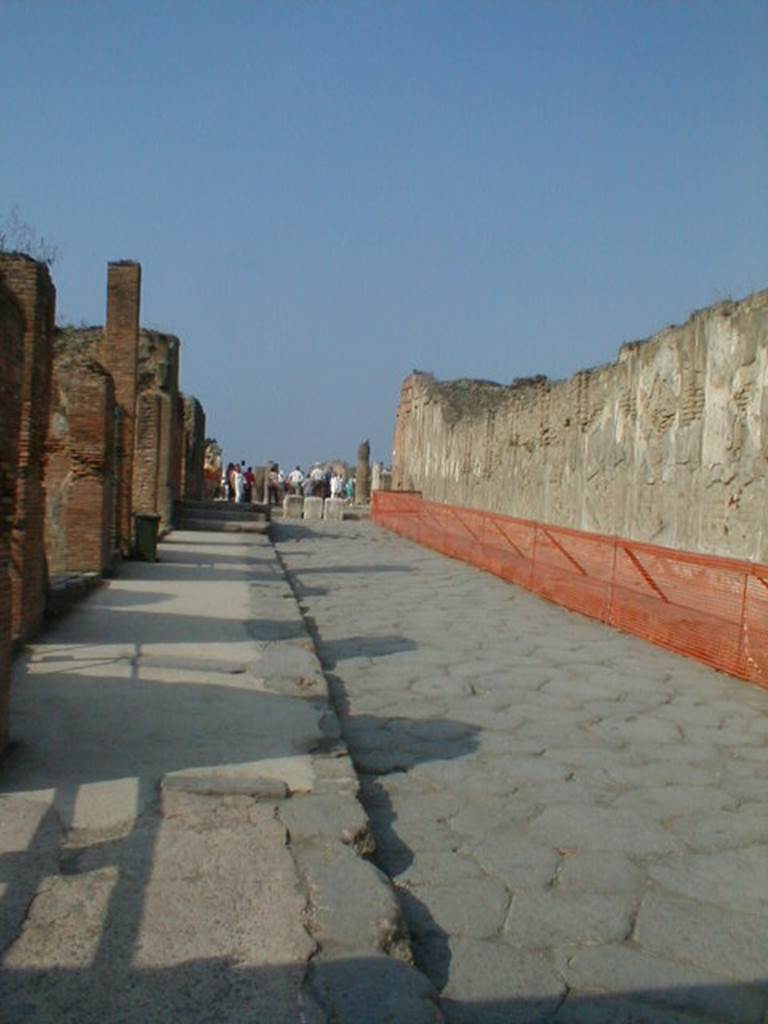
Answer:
[3, 1, 766, 470]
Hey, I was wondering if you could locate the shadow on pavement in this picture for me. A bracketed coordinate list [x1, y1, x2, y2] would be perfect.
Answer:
[1, 955, 763, 1023]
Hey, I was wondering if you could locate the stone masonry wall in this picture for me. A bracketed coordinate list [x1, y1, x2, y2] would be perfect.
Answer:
[0, 255, 56, 642]
[46, 328, 116, 575]
[134, 330, 180, 530]
[181, 395, 206, 500]
[97, 262, 140, 556]
[392, 290, 768, 564]
[0, 279, 24, 751]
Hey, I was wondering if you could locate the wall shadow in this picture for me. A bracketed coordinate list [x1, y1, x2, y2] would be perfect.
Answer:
[2, 951, 762, 1022]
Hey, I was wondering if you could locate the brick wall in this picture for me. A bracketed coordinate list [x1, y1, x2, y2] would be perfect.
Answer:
[98, 262, 140, 555]
[181, 395, 206, 500]
[0, 278, 24, 751]
[46, 328, 117, 575]
[0, 255, 56, 643]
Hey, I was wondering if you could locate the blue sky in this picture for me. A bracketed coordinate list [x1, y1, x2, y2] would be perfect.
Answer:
[3, 1, 766, 469]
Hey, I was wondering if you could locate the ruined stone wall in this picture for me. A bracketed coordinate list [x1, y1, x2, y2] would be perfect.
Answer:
[97, 262, 140, 555]
[46, 328, 117, 575]
[0, 255, 56, 641]
[392, 291, 768, 563]
[133, 330, 180, 529]
[0, 280, 24, 750]
[181, 395, 206, 500]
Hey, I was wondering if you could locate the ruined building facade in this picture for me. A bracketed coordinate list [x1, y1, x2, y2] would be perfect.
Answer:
[0, 254, 207, 750]
[393, 291, 768, 564]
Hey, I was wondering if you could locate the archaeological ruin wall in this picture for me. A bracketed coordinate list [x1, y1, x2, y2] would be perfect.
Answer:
[181, 396, 206, 500]
[97, 261, 141, 556]
[134, 330, 181, 530]
[45, 328, 117, 576]
[0, 255, 56, 642]
[392, 290, 768, 564]
[0, 279, 24, 749]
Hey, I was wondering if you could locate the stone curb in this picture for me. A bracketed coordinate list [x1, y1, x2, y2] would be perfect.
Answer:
[268, 534, 445, 1024]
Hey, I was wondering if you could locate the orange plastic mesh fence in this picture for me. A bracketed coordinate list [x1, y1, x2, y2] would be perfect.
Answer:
[372, 491, 768, 688]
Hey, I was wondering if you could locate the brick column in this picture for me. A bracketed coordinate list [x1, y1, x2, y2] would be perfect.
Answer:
[0, 279, 24, 750]
[98, 261, 140, 556]
[181, 396, 206, 500]
[0, 255, 56, 643]
[46, 334, 117, 575]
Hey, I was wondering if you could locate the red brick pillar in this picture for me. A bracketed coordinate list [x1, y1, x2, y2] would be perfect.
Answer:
[0, 256, 56, 643]
[0, 279, 24, 750]
[98, 262, 141, 556]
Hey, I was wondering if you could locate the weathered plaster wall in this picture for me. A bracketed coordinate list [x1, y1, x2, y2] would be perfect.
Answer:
[0, 279, 24, 750]
[46, 328, 117, 575]
[392, 291, 768, 563]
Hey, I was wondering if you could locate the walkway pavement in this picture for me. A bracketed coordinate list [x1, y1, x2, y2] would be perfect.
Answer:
[275, 519, 768, 1024]
[0, 530, 440, 1023]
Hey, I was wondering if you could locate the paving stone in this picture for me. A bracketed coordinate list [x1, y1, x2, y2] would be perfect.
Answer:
[563, 945, 766, 1024]
[611, 785, 738, 817]
[555, 850, 645, 894]
[527, 805, 682, 855]
[308, 954, 443, 1024]
[394, 848, 485, 887]
[413, 877, 510, 939]
[463, 835, 559, 889]
[633, 894, 768, 983]
[440, 939, 567, 1024]
[665, 806, 768, 850]
[647, 845, 768, 913]
[298, 839, 407, 957]
[503, 889, 636, 949]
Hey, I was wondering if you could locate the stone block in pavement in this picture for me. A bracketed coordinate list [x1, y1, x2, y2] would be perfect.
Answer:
[633, 894, 768, 983]
[647, 845, 768, 913]
[308, 954, 442, 1024]
[527, 804, 682, 855]
[440, 939, 566, 1024]
[297, 837, 408, 958]
[278, 792, 372, 852]
[303, 496, 324, 520]
[504, 889, 636, 949]
[282, 494, 304, 518]
[414, 877, 510, 939]
[563, 944, 767, 1024]
[324, 497, 346, 521]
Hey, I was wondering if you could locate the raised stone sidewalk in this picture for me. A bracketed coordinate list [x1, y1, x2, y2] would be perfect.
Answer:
[0, 529, 440, 1023]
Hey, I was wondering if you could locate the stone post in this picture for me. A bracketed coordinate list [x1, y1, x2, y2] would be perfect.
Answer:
[98, 261, 141, 556]
[356, 439, 371, 504]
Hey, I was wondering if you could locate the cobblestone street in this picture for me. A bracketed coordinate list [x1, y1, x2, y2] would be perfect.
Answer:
[276, 519, 768, 1024]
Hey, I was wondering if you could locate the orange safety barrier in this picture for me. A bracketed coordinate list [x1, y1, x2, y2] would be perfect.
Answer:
[372, 491, 768, 689]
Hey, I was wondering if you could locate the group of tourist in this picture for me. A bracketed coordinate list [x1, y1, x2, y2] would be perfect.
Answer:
[221, 462, 255, 503]
[220, 462, 355, 504]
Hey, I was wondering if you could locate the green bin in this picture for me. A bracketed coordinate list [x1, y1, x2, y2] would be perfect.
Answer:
[133, 514, 160, 562]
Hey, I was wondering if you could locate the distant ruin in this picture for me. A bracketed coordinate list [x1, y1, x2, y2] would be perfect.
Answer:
[393, 290, 768, 564]
[0, 255, 207, 750]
